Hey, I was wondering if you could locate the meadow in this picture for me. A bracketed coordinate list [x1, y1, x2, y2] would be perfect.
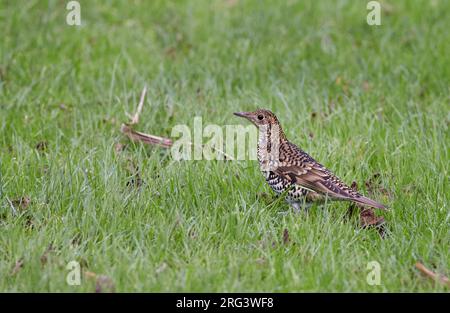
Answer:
[0, 0, 448, 292]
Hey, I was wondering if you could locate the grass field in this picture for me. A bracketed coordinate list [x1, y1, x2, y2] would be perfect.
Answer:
[0, 0, 448, 292]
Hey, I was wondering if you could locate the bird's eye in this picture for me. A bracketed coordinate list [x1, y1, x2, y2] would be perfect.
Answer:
[257, 115, 264, 120]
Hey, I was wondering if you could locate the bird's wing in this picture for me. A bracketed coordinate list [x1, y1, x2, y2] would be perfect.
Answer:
[276, 142, 386, 210]
[274, 163, 355, 200]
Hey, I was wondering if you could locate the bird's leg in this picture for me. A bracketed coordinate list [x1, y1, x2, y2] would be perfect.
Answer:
[286, 198, 313, 214]
[290, 201, 302, 213]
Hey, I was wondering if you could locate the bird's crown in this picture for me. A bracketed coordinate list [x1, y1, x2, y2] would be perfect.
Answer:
[233, 109, 281, 127]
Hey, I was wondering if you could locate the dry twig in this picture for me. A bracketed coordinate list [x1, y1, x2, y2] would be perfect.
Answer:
[415, 262, 450, 287]
[11, 258, 24, 275]
[121, 124, 173, 148]
[128, 85, 147, 125]
[120, 86, 173, 148]
[119, 86, 235, 160]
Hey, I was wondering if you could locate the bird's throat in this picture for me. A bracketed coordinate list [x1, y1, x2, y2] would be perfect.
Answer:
[257, 124, 285, 171]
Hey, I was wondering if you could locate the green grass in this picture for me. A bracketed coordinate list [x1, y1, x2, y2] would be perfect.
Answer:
[0, 0, 448, 292]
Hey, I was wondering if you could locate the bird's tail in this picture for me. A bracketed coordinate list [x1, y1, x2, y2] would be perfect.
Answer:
[351, 195, 387, 210]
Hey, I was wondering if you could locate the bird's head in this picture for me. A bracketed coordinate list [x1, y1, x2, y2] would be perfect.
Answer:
[233, 109, 280, 128]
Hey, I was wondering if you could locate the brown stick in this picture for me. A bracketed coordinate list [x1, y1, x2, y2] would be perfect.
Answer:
[120, 86, 235, 159]
[121, 124, 173, 148]
[415, 262, 450, 287]
[129, 86, 147, 125]
[120, 86, 173, 148]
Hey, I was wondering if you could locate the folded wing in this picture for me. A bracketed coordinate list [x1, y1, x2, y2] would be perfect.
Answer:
[276, 143, 386, 210]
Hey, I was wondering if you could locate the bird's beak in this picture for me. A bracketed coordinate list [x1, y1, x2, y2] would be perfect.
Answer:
[233, 111, 253, 120]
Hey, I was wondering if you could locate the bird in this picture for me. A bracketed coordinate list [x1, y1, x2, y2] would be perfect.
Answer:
[234, 109, 387, 211]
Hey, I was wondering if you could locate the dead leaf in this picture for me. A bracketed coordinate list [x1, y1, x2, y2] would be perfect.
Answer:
[415, 262, 450, 287]
[95, 275, 115, 293]
[35, 141, 48, 152]
[360, 208, 385, 227]
[347, 180, 387, 237]
[335, 76, 350, 95]
[11, 196, 31, 210]
[164, 46, 176, 58]
[360, 208, 386, 237]
[40, 244, 55, 266]
[282, 228, 290, 245]
[11, 258, 24, 275]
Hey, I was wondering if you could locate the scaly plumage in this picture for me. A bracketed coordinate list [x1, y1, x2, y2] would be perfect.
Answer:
[234, 109, 386, 211]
